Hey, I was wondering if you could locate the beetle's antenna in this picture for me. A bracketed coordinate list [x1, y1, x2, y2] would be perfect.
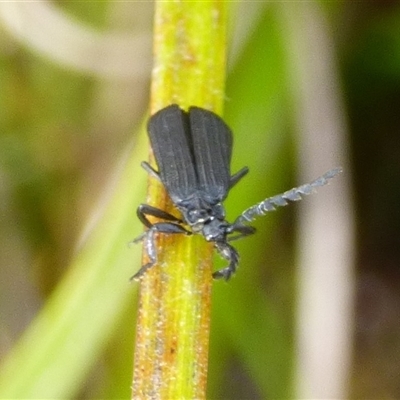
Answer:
[234, 167, 343, 225]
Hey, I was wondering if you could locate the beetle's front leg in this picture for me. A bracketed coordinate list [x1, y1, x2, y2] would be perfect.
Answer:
[131, 221, 191, 281]
[212, 242, 240, 281]
[226, 223, 256, 242]
[136, 203, 183, 229]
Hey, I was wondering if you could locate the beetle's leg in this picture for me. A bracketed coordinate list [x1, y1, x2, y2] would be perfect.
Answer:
[136, 203, 183, 229]
[141, 161, 161, 181]
[226, 223, 256, 242]
[131, 221, 191, 280]
[132, 203, 190, 280]
[229, 166, 249, 189]
[131, 228, 157, 280]
[212, 242, 240, 281]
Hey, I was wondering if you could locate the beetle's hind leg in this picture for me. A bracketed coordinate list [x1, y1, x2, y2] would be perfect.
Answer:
[141, 161, 161, 181]
[229, 166, 249, 189]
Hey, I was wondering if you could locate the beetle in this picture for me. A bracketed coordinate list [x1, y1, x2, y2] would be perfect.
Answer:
[133, 104, 341, 280]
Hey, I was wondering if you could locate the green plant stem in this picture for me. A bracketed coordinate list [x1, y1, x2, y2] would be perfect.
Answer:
[132, 2, 227, 399]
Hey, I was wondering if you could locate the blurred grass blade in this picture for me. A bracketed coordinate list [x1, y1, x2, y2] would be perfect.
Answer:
[0, 132, 147, 398]
[280, 2, 355, 399]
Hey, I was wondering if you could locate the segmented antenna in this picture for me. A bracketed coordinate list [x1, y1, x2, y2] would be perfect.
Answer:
[234, 167, 343, 225]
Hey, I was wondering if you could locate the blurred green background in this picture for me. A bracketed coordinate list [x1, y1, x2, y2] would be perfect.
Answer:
[0, 1, 400, 399]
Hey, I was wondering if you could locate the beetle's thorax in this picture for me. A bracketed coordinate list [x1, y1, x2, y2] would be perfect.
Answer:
[178, 198, 228, 241]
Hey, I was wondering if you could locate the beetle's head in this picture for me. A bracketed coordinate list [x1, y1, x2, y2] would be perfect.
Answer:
[201, 217, 229, 242]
